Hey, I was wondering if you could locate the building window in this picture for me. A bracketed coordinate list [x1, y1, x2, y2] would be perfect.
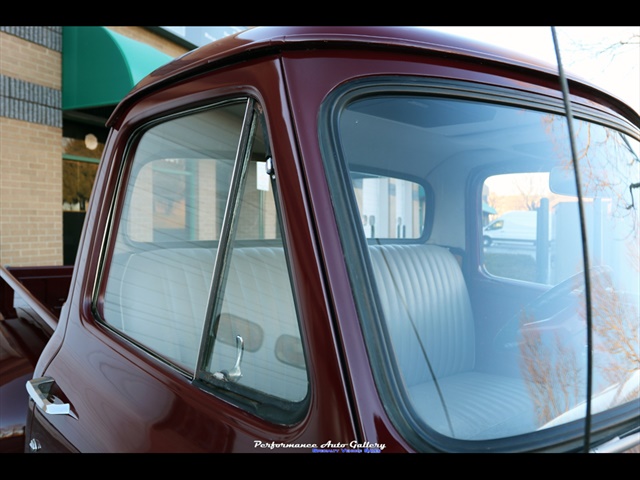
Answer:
[62, 134, 103, 264]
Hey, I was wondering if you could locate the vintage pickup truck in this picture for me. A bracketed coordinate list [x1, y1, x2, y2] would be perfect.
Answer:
[1, 26, 639, 453]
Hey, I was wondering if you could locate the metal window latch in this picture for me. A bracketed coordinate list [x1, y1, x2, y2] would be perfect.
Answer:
[265, 156, 275, 177]
[213, 335, 244, 383]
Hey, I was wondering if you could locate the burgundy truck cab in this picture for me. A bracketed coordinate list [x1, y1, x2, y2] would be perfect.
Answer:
[4, 26, 639, 453]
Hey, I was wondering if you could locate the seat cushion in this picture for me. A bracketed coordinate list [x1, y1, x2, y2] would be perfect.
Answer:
[369, 243, 536, 439]
[408, 371, 537, 439]
[104, 246, 307, 401]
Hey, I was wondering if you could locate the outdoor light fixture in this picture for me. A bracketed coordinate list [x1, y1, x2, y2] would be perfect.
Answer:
[84, 133, 98, 150]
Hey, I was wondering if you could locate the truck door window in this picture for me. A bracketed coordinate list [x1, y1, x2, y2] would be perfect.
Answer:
[195, 106, 308, 421]
[100, 101, 245, 371]
[99, 99, 308, 422]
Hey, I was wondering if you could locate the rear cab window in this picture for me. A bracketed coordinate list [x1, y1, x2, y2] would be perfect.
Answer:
[351, 172, 427, 240]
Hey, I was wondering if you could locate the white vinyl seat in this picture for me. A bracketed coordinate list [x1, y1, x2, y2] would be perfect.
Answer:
[105, 248, 217, 368]
[369, 244, 538, 439]
[103, 246, 306, 401]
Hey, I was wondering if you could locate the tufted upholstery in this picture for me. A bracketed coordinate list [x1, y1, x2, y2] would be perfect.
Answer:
[369, 244, 537, 439]
[369, 244, 475, 384]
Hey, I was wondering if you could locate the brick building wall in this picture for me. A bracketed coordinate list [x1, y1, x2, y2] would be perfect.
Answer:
[1, 26, 63, 266]
[0, 26, 188, 267]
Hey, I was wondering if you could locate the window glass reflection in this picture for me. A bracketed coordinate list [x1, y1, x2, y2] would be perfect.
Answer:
[329, 90, 640, 443]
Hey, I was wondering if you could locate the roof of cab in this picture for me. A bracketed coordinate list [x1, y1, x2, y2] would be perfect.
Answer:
[108, 26, 639, 128]
[146, 26, 562, 83]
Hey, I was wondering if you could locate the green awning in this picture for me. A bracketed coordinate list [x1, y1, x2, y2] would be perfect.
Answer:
[63, 26, 174, 110]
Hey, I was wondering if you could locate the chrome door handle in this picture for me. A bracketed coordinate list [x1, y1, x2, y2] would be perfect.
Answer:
[26, 377, 77, 419]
